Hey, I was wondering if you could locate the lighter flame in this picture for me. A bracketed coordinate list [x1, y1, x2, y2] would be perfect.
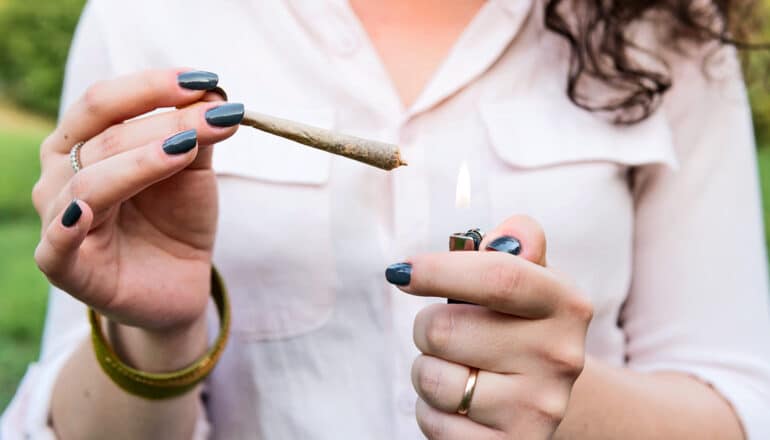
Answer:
[455, 161, 471, 209]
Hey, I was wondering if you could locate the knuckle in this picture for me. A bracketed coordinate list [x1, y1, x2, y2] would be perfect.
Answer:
[83, 80, 109, 115]
[39, 133, 58, 158]
[482, 262, 522, 305]
[31, 180, 47, 214]
[132, 147, 152, 171]
[413, 358, 442, 402]
[423, 308, 455, 355]
[68, 172, 90, 201]
[530, 388, 570, 425]
[33, 243, 50, 274]
[97, 126, 124, 158]
[34, 241, 61, 281]
[564, 292, 594, 324]
[416, 409, 445, 439]
[543, 342, 586, 378]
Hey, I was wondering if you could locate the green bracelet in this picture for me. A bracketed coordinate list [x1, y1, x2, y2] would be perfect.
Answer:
[89, 267, 230, 400]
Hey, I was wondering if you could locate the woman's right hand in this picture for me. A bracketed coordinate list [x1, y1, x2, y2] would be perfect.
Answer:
[32, 68, 243, 335]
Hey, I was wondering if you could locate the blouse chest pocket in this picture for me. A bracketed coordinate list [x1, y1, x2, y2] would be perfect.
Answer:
[212, 108, 336, 341]
[479, 97, 678, 215]
[479, 97, 678, 316]
[480, 98, 678, 170]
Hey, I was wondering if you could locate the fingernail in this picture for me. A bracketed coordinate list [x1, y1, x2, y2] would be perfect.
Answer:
[162, 129, 197, 155]
[205, 103, 244, 127]
[177, 71, 219, 90]
[62, 200, 82, 227]
[386, 262, 412, 286]
[486, 236, 522, 255]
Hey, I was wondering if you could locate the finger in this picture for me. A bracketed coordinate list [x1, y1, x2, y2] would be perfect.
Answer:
[75, 101, 242, 170]
[390, 252, 564, 318]
[200, 88, 228, 102]
[50, 129, 199, 220]
[481, 215, 547, 266]
[49, 69, 219, 154]
[37, 101, 242, 208]
[34, 199, 94, 292]
[412, 304, 587, 376]
[413, 356, 571, 435]
[412, 354, 512, 428]
[415, 398, 504, 440]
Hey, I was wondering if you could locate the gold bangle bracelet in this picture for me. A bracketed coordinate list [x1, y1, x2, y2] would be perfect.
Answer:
[89, 267, 230, 400]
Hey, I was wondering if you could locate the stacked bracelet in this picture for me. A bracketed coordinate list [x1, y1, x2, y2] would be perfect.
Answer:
[88, 267, 230, 400]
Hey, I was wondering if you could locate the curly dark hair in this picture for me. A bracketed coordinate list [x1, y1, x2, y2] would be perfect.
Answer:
[544, 0, 766, 124]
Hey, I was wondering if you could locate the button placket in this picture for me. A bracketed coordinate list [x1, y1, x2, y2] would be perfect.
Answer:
[392, 137, 429, 254]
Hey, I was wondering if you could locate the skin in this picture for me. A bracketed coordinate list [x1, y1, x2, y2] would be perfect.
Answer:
[398, 217, 744, 439]
[352, 1, 745, 438]
[36, 70, 235, 439]
[35, 1, 744, 439]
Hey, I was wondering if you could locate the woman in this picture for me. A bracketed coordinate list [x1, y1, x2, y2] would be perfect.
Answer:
[3, 0, 770, 438]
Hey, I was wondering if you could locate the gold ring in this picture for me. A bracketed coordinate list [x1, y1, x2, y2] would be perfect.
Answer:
[456, 367, 479, 416]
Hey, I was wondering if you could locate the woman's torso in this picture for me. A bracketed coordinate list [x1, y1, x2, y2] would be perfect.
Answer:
[86, 0, 678, 437]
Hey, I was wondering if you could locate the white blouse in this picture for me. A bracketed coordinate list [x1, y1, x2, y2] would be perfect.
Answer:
[3, 0, 770, 438]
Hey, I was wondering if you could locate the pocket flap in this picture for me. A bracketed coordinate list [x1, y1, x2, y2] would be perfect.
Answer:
[480, 97, 678, 169]
[213, 107, 334, 185]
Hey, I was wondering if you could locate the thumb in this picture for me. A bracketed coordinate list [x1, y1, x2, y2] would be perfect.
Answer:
[480, 214, 547, 266]
[34, 199, 95, 295]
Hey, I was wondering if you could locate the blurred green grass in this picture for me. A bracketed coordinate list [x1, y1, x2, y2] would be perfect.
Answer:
[761, 149, 770, 252]
[1, 130, 45, 221]
[0, 222, 47, 410]
[0, 119, 50, 411]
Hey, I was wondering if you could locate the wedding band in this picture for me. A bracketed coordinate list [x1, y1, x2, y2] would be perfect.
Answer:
[456, 367, 479, 416]
[69, 141, 85, 173]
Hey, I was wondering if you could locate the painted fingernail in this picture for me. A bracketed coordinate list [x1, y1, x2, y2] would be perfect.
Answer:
[162, 129, 197, 155]
[486, 236, 522, 255]
[177, 71, 219, 90]
[62, 200, 82, 227]
[386, 262, 412, 286]
[205, 103, 244, 127]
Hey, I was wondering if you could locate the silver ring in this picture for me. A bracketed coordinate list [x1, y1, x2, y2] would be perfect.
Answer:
[69, 141, 85, 173]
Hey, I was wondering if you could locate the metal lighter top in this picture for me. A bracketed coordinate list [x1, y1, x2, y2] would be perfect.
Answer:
[448, 229, 484, 304]
[449, 228, 484, 251]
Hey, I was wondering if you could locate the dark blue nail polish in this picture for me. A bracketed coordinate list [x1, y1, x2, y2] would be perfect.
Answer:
[177, 71, 219, 90]
[205, 103, 244, 127]
[486, 236, 522, 255]
[62, 201, 82, 227]
[386, 262, 412, 286]
[162, 129, 197, 155]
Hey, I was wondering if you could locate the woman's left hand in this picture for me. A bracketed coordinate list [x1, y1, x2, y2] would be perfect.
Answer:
[386, 216, 593, 439]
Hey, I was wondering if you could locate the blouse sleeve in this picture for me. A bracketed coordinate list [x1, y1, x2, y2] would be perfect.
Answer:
[621, 44, 770, 439]
[0, 2, 210, 437]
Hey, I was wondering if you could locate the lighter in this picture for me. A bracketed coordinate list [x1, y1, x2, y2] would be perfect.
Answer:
[447, 228, 484, 305]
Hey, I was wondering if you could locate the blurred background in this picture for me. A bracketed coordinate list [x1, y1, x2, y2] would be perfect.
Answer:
[0, 0, 769, 411]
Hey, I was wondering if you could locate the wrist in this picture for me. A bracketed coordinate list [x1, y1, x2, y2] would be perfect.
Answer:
[105, 314, 208, 372]
[89, 267, 230, 399]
